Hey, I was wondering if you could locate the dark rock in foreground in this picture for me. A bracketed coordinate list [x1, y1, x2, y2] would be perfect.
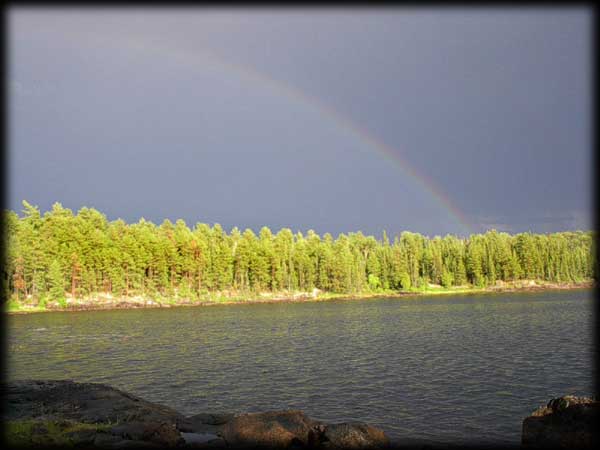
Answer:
[2, 380, 390, 449]
[521, 395, 598, 449]
[4, 379, 185, 425]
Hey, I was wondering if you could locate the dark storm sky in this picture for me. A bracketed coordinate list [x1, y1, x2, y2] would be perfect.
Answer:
[8, 8, 592, 237]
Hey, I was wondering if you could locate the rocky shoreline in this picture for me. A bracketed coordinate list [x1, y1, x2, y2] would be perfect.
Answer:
[5, 281, 594, 315]
[3, 380, 390, 449]
[3, 380, 597, 449]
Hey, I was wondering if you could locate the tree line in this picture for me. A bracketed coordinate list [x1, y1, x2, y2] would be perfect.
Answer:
[2, 201, 596, 303]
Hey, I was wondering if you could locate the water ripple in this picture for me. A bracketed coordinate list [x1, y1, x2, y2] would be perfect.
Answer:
[6, 290, 594, 446]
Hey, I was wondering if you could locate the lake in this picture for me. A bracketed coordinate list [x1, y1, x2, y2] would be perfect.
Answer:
[5, 289, 594, 446]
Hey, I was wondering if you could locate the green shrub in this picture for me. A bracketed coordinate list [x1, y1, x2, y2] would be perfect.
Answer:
[441, 271, 454, 288]
[5, 299, 21, 312]
[367, 274, 381, 291]
[399, 273, 411, 290]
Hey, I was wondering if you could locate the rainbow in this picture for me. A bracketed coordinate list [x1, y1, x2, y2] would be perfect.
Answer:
[118, 36, 475, 235]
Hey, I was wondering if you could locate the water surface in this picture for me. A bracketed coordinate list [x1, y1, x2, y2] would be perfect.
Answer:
[6, 290, 594, 446]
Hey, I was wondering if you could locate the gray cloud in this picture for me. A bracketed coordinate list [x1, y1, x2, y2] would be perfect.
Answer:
[8, 8, 592, 236]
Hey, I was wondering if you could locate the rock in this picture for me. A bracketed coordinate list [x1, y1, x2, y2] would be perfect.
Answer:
[94, 432, 128, 447]
[178, 412, 235, 433]
[181, 432, 228, 447]
[522, 395, 598, 449]
[111, 440, 162, 449]
[65, 428, 99, 445]
[313, 423, 390, 449]
[3, 379, 184, 425]
[178, 420, 219, 435]
[204, 437, 228, 448]
[108, 421, 183, 447]
[3, 380, 390, 449]
[143, 422, 185, 447]
[190, 412, 235, 425]
[181, 432, 221, 444]
[219, 410, 320, 448]
[307, 424, 326, 446]
[184, 435, 227, 448]
[111, 421, 151, 440]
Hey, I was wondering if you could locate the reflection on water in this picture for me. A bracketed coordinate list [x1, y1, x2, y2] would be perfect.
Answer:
[6, 290, 594, 446]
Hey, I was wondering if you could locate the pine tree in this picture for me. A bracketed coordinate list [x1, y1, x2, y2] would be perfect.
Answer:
[3, 202, 595, 304]
[48, 259, 65, 303]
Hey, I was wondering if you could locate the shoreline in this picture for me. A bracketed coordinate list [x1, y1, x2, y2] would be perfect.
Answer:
[4, 379, 391, 449]
[5, 280, 594, 315]
[5, 379, 597, 448]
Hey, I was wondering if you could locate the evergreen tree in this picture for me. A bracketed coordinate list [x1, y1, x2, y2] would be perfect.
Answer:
[48, 259, 65, 303]
[3, 202, 595, 304]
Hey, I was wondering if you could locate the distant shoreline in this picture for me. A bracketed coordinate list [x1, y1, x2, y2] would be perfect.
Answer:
[5, 280, 594, 315]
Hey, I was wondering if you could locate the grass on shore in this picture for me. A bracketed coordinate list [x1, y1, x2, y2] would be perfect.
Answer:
[4, 280, 594, 314]
[5, 419, 113, 447]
